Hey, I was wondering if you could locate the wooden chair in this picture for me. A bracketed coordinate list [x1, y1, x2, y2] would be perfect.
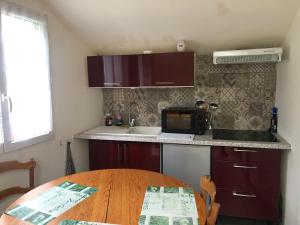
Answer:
[200, 175, 220, 225]
[0, 159, 36, 201]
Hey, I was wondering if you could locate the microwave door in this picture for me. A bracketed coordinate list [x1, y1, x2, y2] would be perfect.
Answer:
[164, 112, 195, 133]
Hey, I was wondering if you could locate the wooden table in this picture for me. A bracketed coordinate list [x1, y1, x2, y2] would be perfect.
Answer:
[0, 169, 206, 225]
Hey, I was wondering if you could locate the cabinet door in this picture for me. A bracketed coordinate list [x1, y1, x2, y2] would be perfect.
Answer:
[87, 55, 139, 87]
[123, 142, 160, 172]
[87, 56, 104, 87]
[137, 54, 151, 86]
[212, 160, 280, 193]
[140, 52, 194, 86]
[89, 140, 123, 170]
[103, 55, 139, 87]
[216, 188, 280, 220]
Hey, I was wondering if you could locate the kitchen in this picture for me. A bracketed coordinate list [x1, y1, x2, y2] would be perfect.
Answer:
[75, 50, 290, 225]
[0, 1, 299, 225]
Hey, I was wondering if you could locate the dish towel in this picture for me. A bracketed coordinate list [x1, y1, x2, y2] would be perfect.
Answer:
[65, 141, 76, 175]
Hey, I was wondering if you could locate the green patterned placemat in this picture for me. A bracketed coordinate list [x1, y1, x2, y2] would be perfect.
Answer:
[6, 181, 97, 225]
[59, 220, 118, 225]
[139, 186, 199, 225]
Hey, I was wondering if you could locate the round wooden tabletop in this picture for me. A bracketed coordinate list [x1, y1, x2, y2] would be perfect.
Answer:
[0, 169, 206, 225]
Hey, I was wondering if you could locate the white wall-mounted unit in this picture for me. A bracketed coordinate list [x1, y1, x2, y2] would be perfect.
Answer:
[213, 47, 283, 64]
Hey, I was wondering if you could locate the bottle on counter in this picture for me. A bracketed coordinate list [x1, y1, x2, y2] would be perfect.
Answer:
[270, 107, 278, 133]
[105, 113, 113, 126]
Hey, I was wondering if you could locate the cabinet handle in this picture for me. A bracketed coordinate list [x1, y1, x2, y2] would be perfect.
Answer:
[233, 164, 257, 169]
[123, 144, 128, 163]
[232, 191, 256, 198]
[104, 82, 121, 86]
[154, 81, 175, 85]
[233, 148, 258, 153]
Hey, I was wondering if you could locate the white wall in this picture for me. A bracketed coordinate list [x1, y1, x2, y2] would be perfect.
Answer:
[44, 0, 300, 54]
[276, 8, 300, 225]
[0, 0, 103, 212]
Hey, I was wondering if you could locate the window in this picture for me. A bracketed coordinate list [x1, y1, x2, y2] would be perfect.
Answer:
[0, 2, 53, 153]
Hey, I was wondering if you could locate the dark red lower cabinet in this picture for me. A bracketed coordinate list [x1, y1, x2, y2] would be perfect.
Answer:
[211, 146, 281, 221]
[89, 140, 121, 170]
[212, 160, 280, 193]
[216, 188, 280, 221]
[122, 142, 161, 172]
[89, 140, 161, 172]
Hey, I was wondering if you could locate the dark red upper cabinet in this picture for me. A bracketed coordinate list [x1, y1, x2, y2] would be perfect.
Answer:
[88, 55, 139, 87]
[140, 52, 195, 87]
[87, 52, 195, 87]
[87, 56, 104, 87]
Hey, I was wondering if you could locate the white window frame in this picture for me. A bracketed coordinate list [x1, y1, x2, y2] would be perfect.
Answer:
[0, 2, 54, 153]
[0, 141, 3, 154]
[0, 57, 5, 154]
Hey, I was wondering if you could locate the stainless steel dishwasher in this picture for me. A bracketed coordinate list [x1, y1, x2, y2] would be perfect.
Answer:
[162, 144, 211, 192]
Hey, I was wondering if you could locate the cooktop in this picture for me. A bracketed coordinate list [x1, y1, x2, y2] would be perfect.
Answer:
[212, 129, 278, 142]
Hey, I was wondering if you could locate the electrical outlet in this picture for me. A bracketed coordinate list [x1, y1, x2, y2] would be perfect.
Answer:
[58, 135, 74, 148]
[66, 138, 73, 144]
[66, 134, 74, 143]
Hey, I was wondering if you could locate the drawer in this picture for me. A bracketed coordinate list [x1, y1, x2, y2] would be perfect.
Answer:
[211, 161, 280, 193]
[216, 188, 280, 221]
[212, 146, 281, 166]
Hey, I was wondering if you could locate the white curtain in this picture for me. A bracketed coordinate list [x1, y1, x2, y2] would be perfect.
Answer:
[0, 1, 53, 150]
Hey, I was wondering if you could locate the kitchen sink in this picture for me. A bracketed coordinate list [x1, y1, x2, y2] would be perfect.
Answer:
[85, 126, 161, 137]
[128, 126, 161, 136]
[85, 126, 129, 134]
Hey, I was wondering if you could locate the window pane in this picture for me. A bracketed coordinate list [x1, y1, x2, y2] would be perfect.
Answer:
[1, 13, 52, 143]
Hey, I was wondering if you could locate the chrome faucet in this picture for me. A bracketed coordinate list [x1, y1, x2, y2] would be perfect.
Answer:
[129, 118, 135, 127]
[128, 102, 135, 127]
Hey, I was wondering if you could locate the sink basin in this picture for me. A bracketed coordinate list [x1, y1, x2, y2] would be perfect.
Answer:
[128, 126, 161, 136]
[85, 126, 129, 134]
[85, 126, 161, 137]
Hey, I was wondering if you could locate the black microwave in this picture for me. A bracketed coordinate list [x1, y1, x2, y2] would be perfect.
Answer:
[161, 107, 208, 135]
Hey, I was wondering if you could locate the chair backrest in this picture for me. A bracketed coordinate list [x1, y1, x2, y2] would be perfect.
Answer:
[0, 159, 36, 201]
[200, 175, 220, 225]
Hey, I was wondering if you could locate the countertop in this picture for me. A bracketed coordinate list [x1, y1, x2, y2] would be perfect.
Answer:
[74, 126, 291, 150]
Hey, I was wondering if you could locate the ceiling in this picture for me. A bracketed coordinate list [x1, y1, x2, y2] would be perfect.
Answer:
[43, 0, 300, 55]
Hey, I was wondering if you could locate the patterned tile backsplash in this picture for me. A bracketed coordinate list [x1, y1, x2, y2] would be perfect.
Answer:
[103, 55, 276, 130]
